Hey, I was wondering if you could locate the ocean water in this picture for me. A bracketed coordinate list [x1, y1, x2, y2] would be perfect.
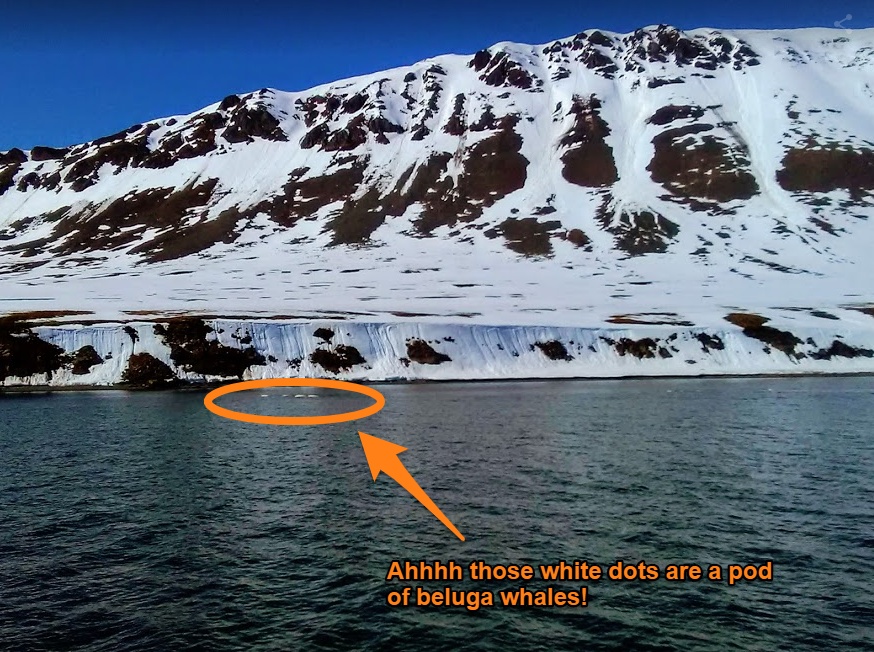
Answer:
[1, 377, 872, 651]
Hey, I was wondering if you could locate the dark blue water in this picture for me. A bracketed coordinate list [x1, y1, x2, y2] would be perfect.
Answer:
[1, 377, 872, 651]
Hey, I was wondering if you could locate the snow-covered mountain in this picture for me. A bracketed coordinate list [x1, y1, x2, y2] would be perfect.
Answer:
[2, 25, 874, 386]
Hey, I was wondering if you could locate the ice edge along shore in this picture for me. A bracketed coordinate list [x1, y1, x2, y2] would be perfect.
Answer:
[2, 319, 873, 389]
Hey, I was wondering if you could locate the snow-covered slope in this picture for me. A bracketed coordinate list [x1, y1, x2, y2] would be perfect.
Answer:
[1, 25, 873, 386]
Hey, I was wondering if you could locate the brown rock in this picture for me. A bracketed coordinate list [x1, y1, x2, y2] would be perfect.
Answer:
[724, 313, 802, 356]
[70, 345, 104, 375]
[121, 353, 178, 388]
[309, 345, 366, 373]
[811, 340, 874, 360]
[559, 95, 618, 188]
[484, 217, 561, 257]
[533, 340, 573, 361]
[648, 123, 758, 205]
[313, 327, 335, 343]
[30, 146, 70, 161]
[0, 317, 69, 381]
[777, 146, 874, 198]
[223, 104, 287, 143]
[154, 317, 266, 378]
[406, 339, 451, 364]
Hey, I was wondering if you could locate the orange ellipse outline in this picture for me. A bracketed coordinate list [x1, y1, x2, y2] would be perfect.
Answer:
[203, 378, 385, 426]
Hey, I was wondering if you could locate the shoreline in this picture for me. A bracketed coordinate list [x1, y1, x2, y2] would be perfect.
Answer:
[2, 369, 873, 394]
[4, 318, 874, 390]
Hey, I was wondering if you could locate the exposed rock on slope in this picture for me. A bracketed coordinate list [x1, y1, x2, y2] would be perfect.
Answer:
[2, 317, 873, 388]
[0, 25, 872, 351]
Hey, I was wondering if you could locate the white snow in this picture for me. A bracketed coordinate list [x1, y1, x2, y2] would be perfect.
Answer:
[3, 319, 872, 387]
[1, 26, 873, 385]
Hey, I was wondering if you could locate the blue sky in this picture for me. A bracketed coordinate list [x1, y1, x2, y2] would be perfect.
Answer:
[1, 0, 872, 150]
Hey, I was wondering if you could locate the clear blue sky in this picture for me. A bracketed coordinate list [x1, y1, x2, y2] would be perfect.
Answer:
[1, 0, 872, 150]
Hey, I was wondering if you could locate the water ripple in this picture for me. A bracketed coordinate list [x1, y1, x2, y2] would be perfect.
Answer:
[1, 377, 872, 651]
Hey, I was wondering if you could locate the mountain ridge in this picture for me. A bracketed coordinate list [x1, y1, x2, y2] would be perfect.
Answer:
[0, 24, 872, 331]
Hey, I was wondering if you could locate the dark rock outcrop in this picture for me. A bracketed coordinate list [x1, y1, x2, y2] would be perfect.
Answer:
[810, 340, 874, 360]
[596, 200, 680, 256]
[406, 339, 451, 364]
[223, 104, 287, 143]
[724, 313, 803, 356]
[309, 344, 366, 373]
[533, 340, 572, 361]
[777, 146, 874, 199]
[648, 119, 758, 207]
[559, 95, 618, 187]
[30, 146, 70, 161]
[470, 50, 536, 89]
[0, 149, 26, 196]
[70, 346, 104, 375]
[484, 218, 562, 257]
[601, 336, 660, 359]
[0, 317, 69, 381]
[313, 327, 335, 343]
[121, 353, 179, 388]
[154, 317, 266, 378]
[695, 333, 725, 352]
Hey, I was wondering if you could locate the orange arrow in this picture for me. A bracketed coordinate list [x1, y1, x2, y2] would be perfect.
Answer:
[358, 431, 465, 541]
